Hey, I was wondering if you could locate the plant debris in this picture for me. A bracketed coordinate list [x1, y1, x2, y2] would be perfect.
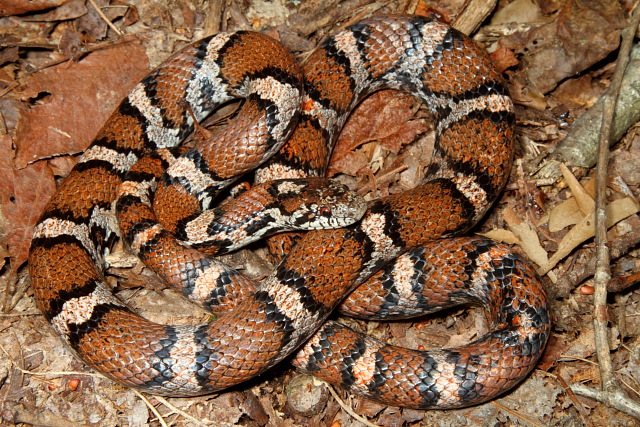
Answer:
[1, 0, 639, 425]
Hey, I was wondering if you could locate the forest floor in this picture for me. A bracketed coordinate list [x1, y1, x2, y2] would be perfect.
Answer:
[0, 0, 639, 426]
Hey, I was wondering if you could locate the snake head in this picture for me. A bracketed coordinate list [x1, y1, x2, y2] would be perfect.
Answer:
[278, 178, 368, 230]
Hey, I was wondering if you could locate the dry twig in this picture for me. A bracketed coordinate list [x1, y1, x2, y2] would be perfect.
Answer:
[133, 390, 169, 427]
[326, 384, 382, 427]
[491, 400, 545, 427]
[151, 395, 209, 427]
[569, 4, 640, 420]
[87, 0, 123, 36]
[453, 0, 498, 36]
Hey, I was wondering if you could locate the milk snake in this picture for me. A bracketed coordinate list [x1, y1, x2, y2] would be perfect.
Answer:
[29, 15, 550, 409]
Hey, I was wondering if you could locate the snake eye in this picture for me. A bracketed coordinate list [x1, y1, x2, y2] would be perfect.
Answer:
[319, 206, 332, 217]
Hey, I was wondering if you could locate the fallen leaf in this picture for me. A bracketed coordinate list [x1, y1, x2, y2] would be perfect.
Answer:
[329, 90, 426, 177]
[536, 334, 567, 371]
[22, 0, 87, 22]
[14, 39, 149, 168]
[0, 0, 68, 17]
[490, 46, 519, 72]
[538, 197, 640, 275]
[553, 73, 605, 109]
[478, 228, 520, 245]
[489, 0, 544, 27]
[0, 135, 56, 267]
[548, 197, 585, 232]
[548, 177, 596, 232]
[499, 0, 625, 94]
[559, 163, 594, 214]
[503, 206, 550, 268]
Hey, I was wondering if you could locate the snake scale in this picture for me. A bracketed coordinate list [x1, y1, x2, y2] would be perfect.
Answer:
[29, 15, 550, 409]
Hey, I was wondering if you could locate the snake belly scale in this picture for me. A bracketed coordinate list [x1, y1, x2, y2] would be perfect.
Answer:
[29, 14, 550, 409]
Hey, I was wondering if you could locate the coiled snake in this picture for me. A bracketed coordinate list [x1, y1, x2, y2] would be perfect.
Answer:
[29, 14, 550, 409]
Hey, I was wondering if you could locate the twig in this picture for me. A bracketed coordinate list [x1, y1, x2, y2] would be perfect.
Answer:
[535, 41, 640, 179]
[491, 400, 545, 427]
[204, 0, 226, 35]
[592, 0, 637, 388]
[571, 384, 640, 418]
[1, 269, 17, 313]
[570, 4, 640, 420]
[453, 0, 498, 36]
[133, 390, 169, 427]
[153, 395, 208, 427]
[0, 311, 41, 316]
[356, 164, 408, 195]
[402, 0, 420, 15]
[0, 341, 103, 379]
[87, 0, 123, 36]
[553, 373, 593, 427]
[326, 384, 382, 427]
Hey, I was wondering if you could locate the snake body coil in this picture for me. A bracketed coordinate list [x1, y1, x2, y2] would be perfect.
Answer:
[29, 15, 550, 409]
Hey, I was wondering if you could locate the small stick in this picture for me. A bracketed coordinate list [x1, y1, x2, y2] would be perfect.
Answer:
[326, 384, 382, 427]
[133, 390, 169, 427]
[153, 395, 208, 427]
[570, 3, 640, 420]
[87, 0, 123, 36]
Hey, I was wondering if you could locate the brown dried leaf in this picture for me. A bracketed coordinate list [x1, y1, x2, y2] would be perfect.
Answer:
[22, 0, 88, 22]
[0, 135, 56, 267]
[328, 148, 370, 177]
[0, 98, 26, 135]
[0, 47, 19, 67]
[114, 0, 139, 26]
[328, 90, 427, 177]
[499, 0, 625, 94]
[377, 406, 406, 427]
[490, 46, 519, 73]
[14, 39, 149, 168]
[553, 73, 606, 109]
[566, 327, 597, 359]
[77, 0, 109, 39]
[0, 0, 69, 17]
[536, 334, 567, 371]
[570, 364, 600, 384]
